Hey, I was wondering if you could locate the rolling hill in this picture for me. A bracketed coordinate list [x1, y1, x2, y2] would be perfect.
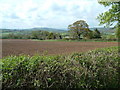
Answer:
[1, 27, 115, 35]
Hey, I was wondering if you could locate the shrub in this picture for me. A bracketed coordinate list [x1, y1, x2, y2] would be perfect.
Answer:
[92, 29, 101, 38]
[71, 47, 119, 88]
[2, 47, 119, 89]
[102, 35, 117, 41]
[107, 35, 117, 41]
[83, 32, 93, 39]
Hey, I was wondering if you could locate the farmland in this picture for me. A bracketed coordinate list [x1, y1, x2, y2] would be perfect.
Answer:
[2, 39, 118, 58]
[1, 0, 120, 89]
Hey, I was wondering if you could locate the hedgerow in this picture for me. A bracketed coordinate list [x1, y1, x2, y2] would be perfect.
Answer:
[1, 46, 119, 89]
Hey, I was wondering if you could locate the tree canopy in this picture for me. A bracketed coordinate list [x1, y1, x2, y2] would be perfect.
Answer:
[68, 20, 90, 39]
[97, 1, 120, 27]
[97, 1, 120, 38]
[97, 0, 120, 40]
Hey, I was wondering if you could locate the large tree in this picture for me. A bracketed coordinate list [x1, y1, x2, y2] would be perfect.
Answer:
[68, 20, 90, 39]
[97, 1, 120, 39]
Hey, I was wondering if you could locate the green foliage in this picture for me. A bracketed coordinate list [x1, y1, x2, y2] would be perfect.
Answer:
[97, 2, 120, 27]
[31, 30, 50, 40]
[68, 20, 90, 39]
[2, 47, 119, 89]
[68, 20, 102, 40]
[102, 34, 117, 41]
[92, 29, 101, 38]
[83, 29, 101, 39]
[2, 30, 63, 40]
[47, 32, 56, 39]
[97, 1, 120, 41]
[83, 31, 93, 39]
[115, 27, 120, 41]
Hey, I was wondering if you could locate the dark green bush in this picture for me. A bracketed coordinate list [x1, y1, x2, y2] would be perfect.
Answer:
[2, 47, 119, 89]
[71, 47, 119, 88]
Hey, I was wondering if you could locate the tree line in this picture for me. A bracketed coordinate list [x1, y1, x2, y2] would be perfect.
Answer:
[2, 19, 118, 41]
[2, 21, 102, 40]
[2, 30, 62, 40]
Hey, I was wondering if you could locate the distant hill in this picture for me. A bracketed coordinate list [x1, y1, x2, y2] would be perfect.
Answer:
[0, 27, 115, 34]
[90, 27, 115, 34]
[30, 27, 67, 33]
[0, 27, 67, 33]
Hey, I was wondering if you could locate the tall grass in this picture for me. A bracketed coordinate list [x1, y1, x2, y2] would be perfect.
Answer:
[2, 47, 119, 89]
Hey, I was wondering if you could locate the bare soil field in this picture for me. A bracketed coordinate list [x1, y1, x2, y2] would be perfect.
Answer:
[2, 39, 118, 58]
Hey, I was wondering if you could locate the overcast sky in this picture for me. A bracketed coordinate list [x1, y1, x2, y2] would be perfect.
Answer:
[0, 0, 110, 29]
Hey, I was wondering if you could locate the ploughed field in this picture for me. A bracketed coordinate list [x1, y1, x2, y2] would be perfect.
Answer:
[2, 39, 118, 57]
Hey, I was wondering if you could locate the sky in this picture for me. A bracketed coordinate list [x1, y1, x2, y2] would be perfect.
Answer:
[0, 0, 110, 29]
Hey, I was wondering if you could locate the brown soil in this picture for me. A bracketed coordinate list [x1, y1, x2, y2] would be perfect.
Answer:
[2, 39, 118, 58]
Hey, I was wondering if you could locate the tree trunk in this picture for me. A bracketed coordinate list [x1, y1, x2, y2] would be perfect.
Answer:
[78, 34, 81, 39]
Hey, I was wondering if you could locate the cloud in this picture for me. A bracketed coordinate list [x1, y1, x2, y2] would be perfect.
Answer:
[0, 0, 110, 29]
